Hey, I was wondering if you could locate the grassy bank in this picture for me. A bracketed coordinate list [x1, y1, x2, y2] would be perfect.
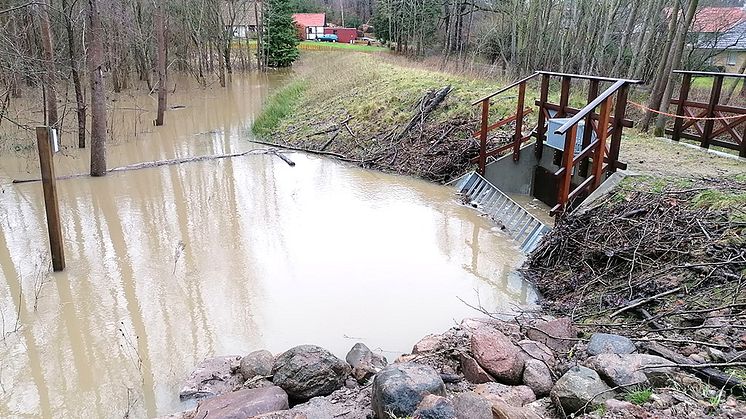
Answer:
[251, 53, 528, 181]
[299, 41, 387, 52]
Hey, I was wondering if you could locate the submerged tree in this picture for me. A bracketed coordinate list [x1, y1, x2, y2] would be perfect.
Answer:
[262, 0, 299, 67]
[87, 0, 107, 176]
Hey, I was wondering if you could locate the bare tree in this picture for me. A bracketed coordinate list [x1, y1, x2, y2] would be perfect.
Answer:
[155, 1, 167, 126]
[87, 0, 107, 176]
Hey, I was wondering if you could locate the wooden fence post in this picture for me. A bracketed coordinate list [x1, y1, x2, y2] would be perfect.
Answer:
[478, 99, 490, 175]
[36, 126, 65, 272]
[513, 81, 526, 162]
[702, 75, 724, 149]
[535, 74, 550, 159]
[672, 73, 692, 142]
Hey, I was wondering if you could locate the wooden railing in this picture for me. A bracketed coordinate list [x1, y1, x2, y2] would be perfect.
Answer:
[470, 72, 539, 174]
[667, 70, 746, 157]
[550, 80, 626, 215]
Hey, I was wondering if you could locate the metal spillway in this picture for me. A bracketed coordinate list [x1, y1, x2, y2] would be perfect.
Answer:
[452, 172, 551, 254]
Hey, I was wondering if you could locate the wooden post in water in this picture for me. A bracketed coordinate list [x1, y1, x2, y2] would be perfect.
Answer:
[36, 126, 65, 272]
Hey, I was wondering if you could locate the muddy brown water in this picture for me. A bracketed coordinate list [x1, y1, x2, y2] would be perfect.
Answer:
[0, 73, 536, 418]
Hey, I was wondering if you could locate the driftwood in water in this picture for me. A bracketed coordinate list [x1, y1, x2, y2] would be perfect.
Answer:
[250, 139, 348, 159]
[12, 148, 294, 184]
[641, 341, 745, 394]
[396, 85, 452, 141]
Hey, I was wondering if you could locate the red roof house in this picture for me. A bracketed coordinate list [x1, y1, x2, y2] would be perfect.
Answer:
[293, 13, 326, 40]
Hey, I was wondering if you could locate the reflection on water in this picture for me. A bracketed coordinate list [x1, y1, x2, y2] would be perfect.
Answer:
[0, 73, 535, 418]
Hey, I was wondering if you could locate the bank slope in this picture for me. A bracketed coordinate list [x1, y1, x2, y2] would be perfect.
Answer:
[251, 53, 523, 182]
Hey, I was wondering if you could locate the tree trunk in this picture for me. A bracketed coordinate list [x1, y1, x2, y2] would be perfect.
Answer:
[155, 2, 167, 126]
[654, 0, 699, 136]
[640, 0, 680, 132]
[61, 0, 87, 148]
[612, 0, 639, 76]
[38, 0, 59, 134]
[87, 0, 107, 176]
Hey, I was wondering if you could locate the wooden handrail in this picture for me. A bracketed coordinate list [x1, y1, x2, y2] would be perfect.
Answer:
[471, 73, 540, 105]
[673, 70, 746, 79]
[555, 80, 626, 135]
[537, 71, 643, 84]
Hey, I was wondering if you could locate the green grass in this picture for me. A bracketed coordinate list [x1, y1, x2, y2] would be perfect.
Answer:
[251, 79, 307, 137]
[625, 388, 653, 405]
[299, 40, 387, 52]
[691, 76, 743, 92]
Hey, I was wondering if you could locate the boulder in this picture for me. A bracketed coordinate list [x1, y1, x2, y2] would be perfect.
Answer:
[474, 383, 536, 407]
[193, 386, 289, 418]
[524, 318, 577, 353]
[240, 350, 275, 380]
[413, 334, 444, 354]
[522, 359, 553, 397]
[179, 356, 243, 401]
[272, 345, 351, 401]
[459, 354, 494, 384]
[470, 326, 524, 384]
[452, 392, 493, 419]
[413, 394, 456, 419]
[587, 333, 636, 356]
[346, 343, 387, 382]
[517, 340, 555, 366]
[551, 366, 614, 414]
[585, 354, 675, 387]
[371, 363, 445, 419]
[490, 401, 542, 419]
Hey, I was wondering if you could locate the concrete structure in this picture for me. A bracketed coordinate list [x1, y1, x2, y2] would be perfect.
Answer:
[293, 13, 326, 40]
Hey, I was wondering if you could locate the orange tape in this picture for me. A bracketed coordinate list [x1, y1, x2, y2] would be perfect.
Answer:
[628, 101, 746, 121]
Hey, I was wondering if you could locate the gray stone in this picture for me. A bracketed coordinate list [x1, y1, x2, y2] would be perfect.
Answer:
[587, 333, 636, 356]
[272, 345, 351, 401]
[240, 350, 275, 380]
[550, 365, 614, 414]
[193, 386, 289, 418]
[522, 359, 553, 397]
[470, 326, 524, 384]
[413, 394, 456, 419]
[346, 342, 387, 382]
[525, 317, 578, 353]
[585, 353, 675, 387]
[452, 392, 492, 419]
[179, 355, 243, 401]
[371, 362, 446, 419]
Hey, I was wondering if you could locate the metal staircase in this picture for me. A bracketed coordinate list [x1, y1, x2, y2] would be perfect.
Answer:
[453, 172, 551, 254]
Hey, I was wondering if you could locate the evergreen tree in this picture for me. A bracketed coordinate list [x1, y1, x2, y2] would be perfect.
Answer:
[262, 0, 300, 68]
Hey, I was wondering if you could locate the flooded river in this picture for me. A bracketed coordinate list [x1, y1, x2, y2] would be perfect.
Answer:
[0, 72, 535, 418]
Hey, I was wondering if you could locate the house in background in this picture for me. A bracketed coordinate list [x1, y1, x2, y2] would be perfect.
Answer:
[223, 1, 261, 39]
[293, 13, 326, 40]
[690, 7, 746, 70]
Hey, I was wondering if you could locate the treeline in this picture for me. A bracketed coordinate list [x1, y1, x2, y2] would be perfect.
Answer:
[0, 0, 302, 174]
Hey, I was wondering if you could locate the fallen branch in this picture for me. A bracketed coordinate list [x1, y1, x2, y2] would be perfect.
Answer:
[12, 148, 292, 184]
[250, 139, 348, 159]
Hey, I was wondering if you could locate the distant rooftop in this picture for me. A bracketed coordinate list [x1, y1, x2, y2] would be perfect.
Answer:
[293, 13, 326, 27]
[691, 7, 746, 33]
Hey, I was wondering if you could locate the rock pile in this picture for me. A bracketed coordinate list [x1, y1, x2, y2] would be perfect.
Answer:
[166, 315, 745, 419]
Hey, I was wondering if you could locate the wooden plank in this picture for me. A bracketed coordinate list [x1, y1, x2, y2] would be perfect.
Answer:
[673, 69, 746, 79]
[672, 72, 692, 142]
[580, 79, 600, 176]
[558, 76, 571, 117]
[537, 102, 634, 128]
[608, 84, 629, 173]
[513, 81, 526, 161]
[702, 75, 724, 149]
[556, 124, 578, 210]
[537, 70, 643, 84]
[36, 126, 65, 272]
[535, 74, 550, 159]
[471, 108, 533, 138]
[592, 98, 612, 190]
[471, 72, 539, 105]
[478, 99, 490, 175]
